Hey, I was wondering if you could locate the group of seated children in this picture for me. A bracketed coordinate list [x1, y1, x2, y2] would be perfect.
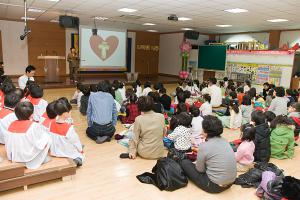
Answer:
[0, 76, 84, 169]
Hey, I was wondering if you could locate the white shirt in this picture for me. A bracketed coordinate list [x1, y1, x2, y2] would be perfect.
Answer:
[207, 84, 222, 107]
[0, 109, 17, 144]
[244, 85, 250, 93]
[191, 116, 204, 147]
[77, 92, 83, 108]
[200, 101, 212, 116]
[230, 109, 242, 129]
[142, 87, 152, 96]
[18, 74, 34, 90]
[136, 86, 142, 97]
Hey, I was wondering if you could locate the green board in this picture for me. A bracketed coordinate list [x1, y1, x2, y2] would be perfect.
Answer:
[198, 45, 226, 71]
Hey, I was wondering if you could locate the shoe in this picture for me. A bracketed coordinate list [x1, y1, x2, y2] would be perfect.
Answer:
[96, 136, 110, 144]
[73, 158, 82, 167]
[115, 134, 124, 140]
[119, 153, 130, 159]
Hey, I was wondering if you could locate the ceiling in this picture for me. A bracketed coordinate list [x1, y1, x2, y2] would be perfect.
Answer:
[0, 0, 300, 33]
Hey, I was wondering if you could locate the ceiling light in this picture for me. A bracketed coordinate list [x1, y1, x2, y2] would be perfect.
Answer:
[50, 19, 59, 23]
[0, 3, 23, 7]
[47, 0, 60, 2]
[267, 19, 289, 22]
[118, 8, 137, 13]
[178, 17, 192, 21]
[181, 28, 194, 30]
[224, 8, 248, 13]
[216, 24, 232, 27]
[94, 16, 108, 20]
[28, 8, 45, 13]
[21, 17, 36, 20]
[143, 23, 156, 26]
[147, 30, 158, 32]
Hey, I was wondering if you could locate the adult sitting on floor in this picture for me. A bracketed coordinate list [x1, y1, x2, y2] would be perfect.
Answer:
[86, 81, 117, 144]
[180, 115, 237, 194]
[128, 96, 166, 159]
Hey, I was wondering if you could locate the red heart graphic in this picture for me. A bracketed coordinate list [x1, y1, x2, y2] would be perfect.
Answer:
[89, 35, 119, 61]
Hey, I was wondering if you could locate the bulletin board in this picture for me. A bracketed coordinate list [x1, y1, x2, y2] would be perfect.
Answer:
[226, 50, 295, 88]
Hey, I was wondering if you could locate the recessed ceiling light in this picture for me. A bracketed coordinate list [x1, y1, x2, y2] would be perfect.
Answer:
[0, 3, 22, 7]
[118, 8, 137, 13]
[147, 30, 158, 32]
[143, 23, 156, 26]
[47, 0, 60, 2]
[178, 17, 192, 21]
[50, 19, 59, 23]
[94, 16, 108, 20]
[21, 17, 36, 20]
[181, 28, 194, 30]
[224, 8, 248, 13]
[267, 19, 289, 22]
[28, 8, 45, 13]
[216, 24, 232, 27]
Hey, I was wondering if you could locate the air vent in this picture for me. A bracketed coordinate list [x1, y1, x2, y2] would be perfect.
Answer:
[118, 14, 144, 20]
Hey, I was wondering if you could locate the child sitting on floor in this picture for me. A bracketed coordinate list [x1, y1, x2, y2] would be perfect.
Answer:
[49, 99, 84, 167]
[121, 93, 140, 124]
[190, 106, 204, 148]
[166, 112, 193, 152]
[142, 81, 152, 96]
[264, 111, 276, 127]
[241, 95, 253, 125]
[251, 110, 270, 163]
[41, 101, 57, 130]
[237, 87, 245, 105]
[0, 92, 20, 144]
[219, 100, 242, 130]
[268, 87, 288, 116]
[235, 123, 255, 172]
[270, 115, 295, 159]
[70, 82, 83, 104]
[159, 87, 171, 111]
[288, 102, 300, 141]
[199, 94, 212, 116]
[79, 85, 90, 116]
[5, 101, 51, 169]
[27, 84, 48, 122]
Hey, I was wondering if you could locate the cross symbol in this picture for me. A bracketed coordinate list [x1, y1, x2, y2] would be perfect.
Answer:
[98, 41, 110, 59]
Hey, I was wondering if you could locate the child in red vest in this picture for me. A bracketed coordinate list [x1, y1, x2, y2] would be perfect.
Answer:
[49, 99, 84, 167]
[41, 101, 57, 130]
[5, 101, 51, 169]
[0, 92, 20, 144]
[27, 84, 48, 122]
[122, 93, 140, 124]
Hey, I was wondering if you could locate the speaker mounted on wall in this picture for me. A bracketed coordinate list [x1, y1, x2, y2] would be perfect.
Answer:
[59, 15, 79, 28]
[184, 31, 200, 40]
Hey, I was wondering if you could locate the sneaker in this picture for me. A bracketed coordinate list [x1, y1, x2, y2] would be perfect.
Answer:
[73, 158, 82, 167]
[96, 136, 110, 144]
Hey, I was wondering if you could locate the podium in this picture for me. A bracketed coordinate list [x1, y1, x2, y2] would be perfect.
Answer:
[37, 56, 65, 83]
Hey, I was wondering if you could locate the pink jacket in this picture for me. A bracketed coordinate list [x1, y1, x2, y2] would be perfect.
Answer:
[235, 141, 255, 165]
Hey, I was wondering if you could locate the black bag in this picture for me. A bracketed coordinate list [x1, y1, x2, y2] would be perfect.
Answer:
[281, 176, 300, 200]
[136, 157, 188, 191]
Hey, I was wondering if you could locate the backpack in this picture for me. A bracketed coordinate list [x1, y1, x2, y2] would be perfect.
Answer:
[136, 157, 188, 191]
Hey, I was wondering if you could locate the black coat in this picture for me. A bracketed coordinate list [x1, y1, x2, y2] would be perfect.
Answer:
[254, 123, 271, 163]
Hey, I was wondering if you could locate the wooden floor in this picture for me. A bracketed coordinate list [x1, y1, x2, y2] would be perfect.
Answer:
[1, 85, 300, 200]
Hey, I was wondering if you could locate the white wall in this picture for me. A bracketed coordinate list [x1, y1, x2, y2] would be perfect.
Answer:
[279, 30, 300, 48]
[159, 33, 184, 75]
[219, 32, 270, 43]
[0, 20, 28, 75]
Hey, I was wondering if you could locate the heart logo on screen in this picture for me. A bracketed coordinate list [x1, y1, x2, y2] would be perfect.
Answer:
[89, 35, 119, 61]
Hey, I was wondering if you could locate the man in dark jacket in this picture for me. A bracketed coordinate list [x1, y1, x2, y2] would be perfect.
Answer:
[252, 111, 271, 162]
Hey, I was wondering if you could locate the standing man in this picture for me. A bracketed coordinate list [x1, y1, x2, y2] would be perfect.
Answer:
[67, 47, 79, 82]
[18, 65, 36, 90]
[206, 77, 222, 108]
